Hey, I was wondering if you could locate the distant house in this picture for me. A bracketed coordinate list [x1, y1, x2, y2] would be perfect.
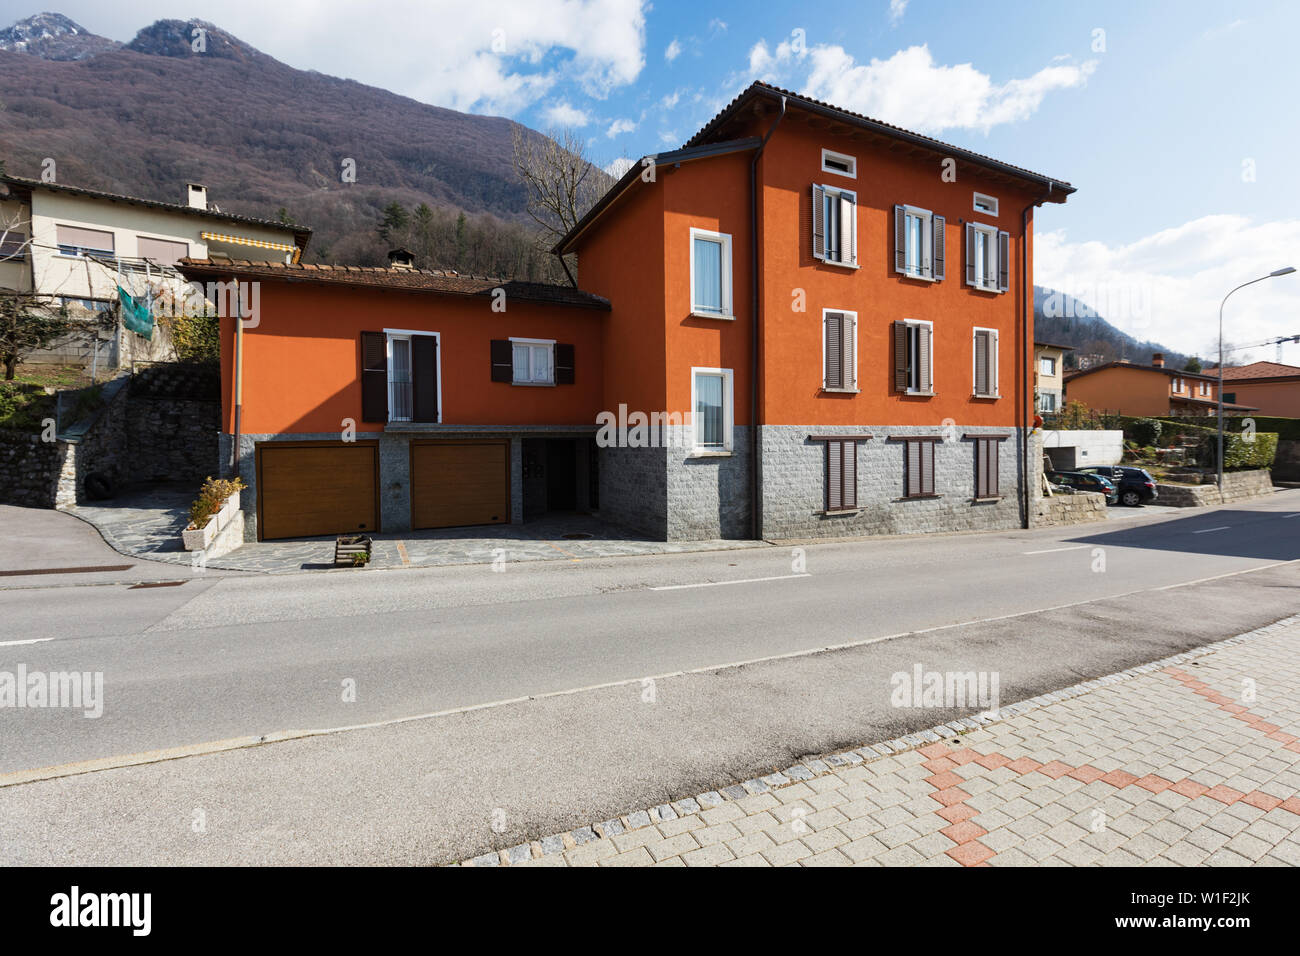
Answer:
[1217, 361, 1300, 417]
[1033, 341, 1072, 413]
[0, 175, 309, 367]
[1064, 352, 1256, 418]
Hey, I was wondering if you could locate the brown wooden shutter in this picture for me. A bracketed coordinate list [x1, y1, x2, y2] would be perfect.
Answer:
[906, 440, 921, 497]
[918, 325, 932, 393]
[827, 440, 843, 510]
[976, 438, 999, 497]
[555, 343, 575, 384]
[997, 230, 1010, 292]
[824, 312, 843, 389]
[845, 314, 856, 389]
[490, 339, 512, 382]
[812, 185, 826, 260]
[893, 320, 909, 391]
[843, 440, 857, 507]
[965, 222, 976, 286]
[412, 334, 439, 422]
[974, 330, 989, 396]
[361, 331, 388, 423]
[932, 215, 945, 280]
[922, 440, 935, 495]
[894, 205, 906, 273]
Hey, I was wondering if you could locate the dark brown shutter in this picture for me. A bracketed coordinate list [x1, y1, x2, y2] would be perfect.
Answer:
[997, 230, 1010, 292]
[844, 314, 855, 389]
[490, 339, 512, 382]
[922, 440, 935, 495]
[918, 325, 932, 393]
[555, 343, 575, 384]
[965, 222, 976, 286]
[893, 205, 906, 273]
[893, 320, 909, 391]
[827, 440, 843, 510]
[812, 185, 826, 260]
[412, 334, 438, 422]
[825, 312, 843, 389]
[974, 330, 989, 396]
[361, 331, 388, 423]
[907, 440, 921, 497]
[842, 441, 857, 508]
[977, 438, 999, 497]
[932, 215, 945, 280]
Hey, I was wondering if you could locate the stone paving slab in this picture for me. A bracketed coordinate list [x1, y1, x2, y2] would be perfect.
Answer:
[69, 484, 766, 573]
[455, 615, 1300, 867]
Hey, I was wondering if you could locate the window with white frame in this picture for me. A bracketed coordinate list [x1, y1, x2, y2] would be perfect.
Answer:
[1040, 356, 1056, 376]
[965, 221, 1007, 292]
[892, 205, 944, 280]
[387, 333, 414, 421]
[1199, 380, 1210, 397]
[692, 367, 733, 451]
[511, 338, 554, 384]
[1172, 376, 1183, 393]
[812, 184, 857, 267]
[821, 148, 856, 178]
[822, 309, 857, 391]
[690, 227, 733, 317]
[1040, 392, 1058, 413]
[973, 328, 999, 398]
[893, 319, 934, 395]
[973, 192, 999, 216]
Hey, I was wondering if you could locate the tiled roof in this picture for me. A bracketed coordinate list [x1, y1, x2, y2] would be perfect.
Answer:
[0, 175, 312, 244]
[685, 82, 1074, 195]
[175, 258, 611, 310]
[1065, 361, 1219, 383]
[1219, 361, 1300, 381]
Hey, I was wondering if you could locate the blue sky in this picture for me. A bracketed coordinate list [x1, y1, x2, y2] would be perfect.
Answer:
[6, 0, 1299, 360]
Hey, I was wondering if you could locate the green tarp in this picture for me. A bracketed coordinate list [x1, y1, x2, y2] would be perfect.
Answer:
[116, 284, 153, 340]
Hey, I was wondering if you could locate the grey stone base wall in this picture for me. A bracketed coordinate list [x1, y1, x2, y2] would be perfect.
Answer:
[125, 398, 219, 484]
[759, 424, 1029, 539]
[1032, 491, 1108, 526]
[598, 444, 668, 539]
[1154, 469, 1274, 507]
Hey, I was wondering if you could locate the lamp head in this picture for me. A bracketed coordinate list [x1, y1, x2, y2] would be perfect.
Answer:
[1270, 266, 1296, 277]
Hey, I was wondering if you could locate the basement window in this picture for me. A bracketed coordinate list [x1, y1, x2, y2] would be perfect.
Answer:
[821, 148, 857, 178]
[973, 192, 999, 216]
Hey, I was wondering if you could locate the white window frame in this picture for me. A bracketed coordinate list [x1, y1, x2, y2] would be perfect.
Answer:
[1039, 355, 1056, 376]
[902, 204, 935, 280]
[1200, 380, 1210, 397]
[821, 308, 859, 393]
[821, 148, 857, 179]
[689, 227, 734, 319]
[903, 318, 934, 395]
[383, 327, 442, 424]
[690, 366, 734, 454]
[1040, 392, 1057, 413]
[818, 184, 859, 269]
[1172, 376, 1183, 393]
[972, 326, 1000, 399]
[973, 192, 999, 216]
[508, 336, 556, 386]
[969, 221, 1000, 291]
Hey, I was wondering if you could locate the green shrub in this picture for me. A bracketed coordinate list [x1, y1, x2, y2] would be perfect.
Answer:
[1128, 418, 1162, 447]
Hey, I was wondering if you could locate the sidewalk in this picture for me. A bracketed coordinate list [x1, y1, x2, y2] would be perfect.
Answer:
[462, 616, 1300, 866]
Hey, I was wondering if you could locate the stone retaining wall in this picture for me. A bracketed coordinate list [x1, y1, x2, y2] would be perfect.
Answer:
[0, 431, 67, 508]
[1154, 469, 1274, 507]
[1032, 490, 1108, 526]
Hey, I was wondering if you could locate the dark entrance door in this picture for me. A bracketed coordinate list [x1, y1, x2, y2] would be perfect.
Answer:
[545, 439, 577, 511]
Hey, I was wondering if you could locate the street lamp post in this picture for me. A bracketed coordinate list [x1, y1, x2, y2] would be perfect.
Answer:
[1217, 267, 1296, 493]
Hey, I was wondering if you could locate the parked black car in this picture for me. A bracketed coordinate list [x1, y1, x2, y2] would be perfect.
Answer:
[1076, 466, 1159, 507]
[1046, 470, 1119, 505]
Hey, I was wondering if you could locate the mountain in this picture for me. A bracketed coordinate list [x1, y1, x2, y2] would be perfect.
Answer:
[0, 13, 585, 277]
[1035, 286, 1194, 371]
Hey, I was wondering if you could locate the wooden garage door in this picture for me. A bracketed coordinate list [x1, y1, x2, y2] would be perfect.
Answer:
[411, 440, 509, 529]
[257, 443, 378, 541]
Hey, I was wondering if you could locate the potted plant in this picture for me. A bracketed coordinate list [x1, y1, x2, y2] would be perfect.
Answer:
[335, 534, 372, 567]
[183, 476, 246, 551]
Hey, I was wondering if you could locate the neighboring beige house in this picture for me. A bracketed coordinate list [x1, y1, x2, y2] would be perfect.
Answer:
[0, 175, 310, 368]
[1034, 341, 1072, 414]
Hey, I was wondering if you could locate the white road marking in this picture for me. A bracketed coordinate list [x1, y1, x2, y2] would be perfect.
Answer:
[1023, 545, 1089, 555]
[649, 573, 811, 591]
[1285, 513, 1300, 518]
[1193, 526, 1231, 534]
[0, 638, 53, 648]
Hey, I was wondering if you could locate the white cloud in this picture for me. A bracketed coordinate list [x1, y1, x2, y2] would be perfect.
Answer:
[709, 18, 727, 34]
[604, 157, 636, 177]
[744, 40, 1096, 134]
[659, 131, 679, 145]
[660, 90, 682, 109]
[1036, 216, 1300, 361]
[889, 0, 909, 24]
[544, 101, 590, 127]
[73, 0, 649, 116]
[664, 38, 681, 62]
[606, 117, 637, 137]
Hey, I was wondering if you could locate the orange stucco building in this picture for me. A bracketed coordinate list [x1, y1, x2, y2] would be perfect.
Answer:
[182, 82, 1075, 542]
[1218, 361, 1300, 417]
[1064, 353, 1257, 419]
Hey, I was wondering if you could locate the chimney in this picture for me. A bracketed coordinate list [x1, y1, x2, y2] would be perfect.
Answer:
[186, 183, 208, 210]
[387, 247, 416, 271]
[1152, 352, 1165, 368]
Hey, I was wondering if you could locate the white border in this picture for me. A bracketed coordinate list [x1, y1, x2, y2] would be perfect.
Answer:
[972, 326, 1000, 398]
[690, 366, 734, 452]
[383, 327, 443, 423]
[688, 227, 734, 319]
[821, 308, 859, 392]
[821, 148, 857, 179]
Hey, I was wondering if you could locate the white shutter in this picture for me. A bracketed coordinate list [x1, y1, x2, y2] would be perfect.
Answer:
[840, 194, 856, 266]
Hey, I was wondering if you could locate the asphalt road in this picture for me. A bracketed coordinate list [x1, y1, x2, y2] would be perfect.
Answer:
[0, 493, 1297, 863]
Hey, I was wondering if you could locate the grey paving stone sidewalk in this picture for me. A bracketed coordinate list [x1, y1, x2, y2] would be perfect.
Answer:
[457, 616, 1300, 867]
[69, 483, 765, 573]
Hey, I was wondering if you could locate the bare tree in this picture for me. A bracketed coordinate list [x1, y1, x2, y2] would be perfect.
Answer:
[511, 127, 613, 254]
[0, 210, 74, 380]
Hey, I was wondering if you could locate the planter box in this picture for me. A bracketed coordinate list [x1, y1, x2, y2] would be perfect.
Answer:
[183, 489, 241, 552]
[335, 534, 373, 567]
